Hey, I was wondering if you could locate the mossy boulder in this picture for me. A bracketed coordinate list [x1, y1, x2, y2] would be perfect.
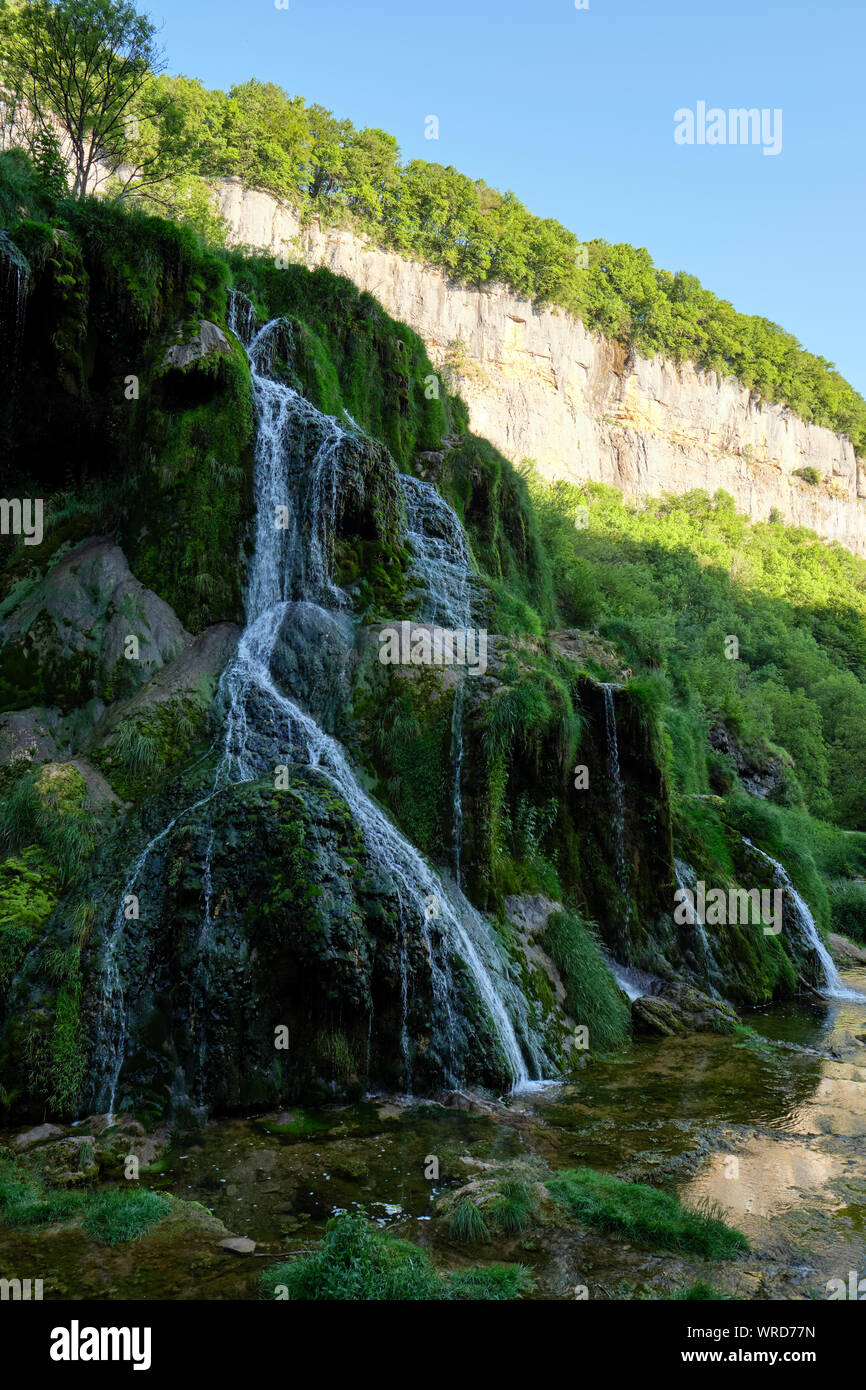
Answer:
[632, 983, 739, 1037]
[0, 538, 190, 714]
[75, 769, 511, 1119]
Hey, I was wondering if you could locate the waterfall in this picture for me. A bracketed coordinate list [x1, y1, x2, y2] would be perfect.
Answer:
[399, 475, 475, 631]
[742, 838, 864, 1002]
[0, 230, 29, 382]
[601, 683, 631, 932]
[399, 474, 475, 884]
[92, 293, 545, 1109]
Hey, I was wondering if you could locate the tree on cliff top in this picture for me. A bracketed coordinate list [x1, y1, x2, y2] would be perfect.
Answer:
[0, 0, 166, 198]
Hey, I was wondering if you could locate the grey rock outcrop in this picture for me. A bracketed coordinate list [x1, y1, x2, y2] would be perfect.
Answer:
[162, 319, 234, 372]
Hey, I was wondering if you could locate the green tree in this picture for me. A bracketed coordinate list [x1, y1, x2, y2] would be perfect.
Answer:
[0, 0, 165, 198]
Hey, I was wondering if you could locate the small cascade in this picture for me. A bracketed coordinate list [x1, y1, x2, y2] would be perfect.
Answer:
[449, 681, 466, 885]
[92, 293, 548, 1110]
[399, 474, 476, 886]
[609, 962, 643, 1002]
[743, 838, 865, 1002]
[0, 230, 30, 382]
[601, 683, 632, 931]
[399, 475, 475, 629]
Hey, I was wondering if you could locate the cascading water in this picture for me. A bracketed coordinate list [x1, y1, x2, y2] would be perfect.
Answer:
[399, 473, 475, 885]
[601, 683, 632, 932]
[0, 230, 29, 384]
[93, 292, 547, 1110]
[608, 962, 643, 1001]
[743, 837, 865, 1002]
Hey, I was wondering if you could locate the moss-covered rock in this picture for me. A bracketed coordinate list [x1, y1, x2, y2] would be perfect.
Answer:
[0, 538, 190, 714]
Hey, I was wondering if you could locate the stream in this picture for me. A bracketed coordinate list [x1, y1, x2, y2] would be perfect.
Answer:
[9, 967, 863, 1300]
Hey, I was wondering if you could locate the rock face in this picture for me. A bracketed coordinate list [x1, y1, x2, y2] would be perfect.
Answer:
[78, 770, 512, 1115]
[0, 536, 190, 714]
[215, 179, 866, 555]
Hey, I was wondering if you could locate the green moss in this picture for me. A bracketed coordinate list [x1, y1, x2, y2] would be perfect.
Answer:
[124, 338, 255, 631]
[0, 1158, 85, 1229]
[92, 686, 214, 802]
[255, 1108, 343, 1139]
[0, 848, 59, 988]
[226, 258, 453, 468]
[439, 440, 554, 632]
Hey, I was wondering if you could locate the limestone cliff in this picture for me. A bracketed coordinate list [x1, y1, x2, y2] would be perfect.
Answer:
[217, 178, 866, 556]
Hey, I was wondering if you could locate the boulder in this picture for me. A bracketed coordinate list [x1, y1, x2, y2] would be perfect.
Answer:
[162, 320, 233, 372]
[0, 537, 190, 713]
[829, 933, 866, 966]
[632, 980, 739, 1037]
[11, 1122, 64, 1151]
[0, 707, 65, 767]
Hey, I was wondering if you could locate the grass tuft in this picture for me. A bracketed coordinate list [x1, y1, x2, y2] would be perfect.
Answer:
[259, 1210, 528, 1301]
[547, 1167, 748, 1259]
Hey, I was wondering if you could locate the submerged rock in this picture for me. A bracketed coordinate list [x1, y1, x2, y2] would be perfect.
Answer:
[632, 981, 739, 1037]
[218, 1236, 256, 1254]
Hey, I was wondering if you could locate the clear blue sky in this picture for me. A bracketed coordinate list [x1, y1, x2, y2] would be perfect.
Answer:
[151, 0, 865, 395]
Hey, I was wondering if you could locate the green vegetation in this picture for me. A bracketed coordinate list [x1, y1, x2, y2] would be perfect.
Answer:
[0, 764, 93, 887]
[0, 1156, 85, 1227]
[111, 71, 866, 452]
[82, 1187, 171, 1244]
[0, 0, 166, 200]
[475, 646, 580, 904]
[4, 0, 862, 447]
[528, 478, 866, 834]
[449, 1198, 490, 1244]
[258, 1209, 531, 1300]
[93, 686, 214, 801]
[547, 1168, 748, 1258]
[0, 763, 97, 1113]
[485, 1179, 539, 1236]
[828, 880, 866, 945]
[543, 908, 632, 1051]
[0, 1156, 170, 1242]
[225, 254, 452, 471]
[671, 1282, 732, 1300]
[0, 848, 59, 989]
